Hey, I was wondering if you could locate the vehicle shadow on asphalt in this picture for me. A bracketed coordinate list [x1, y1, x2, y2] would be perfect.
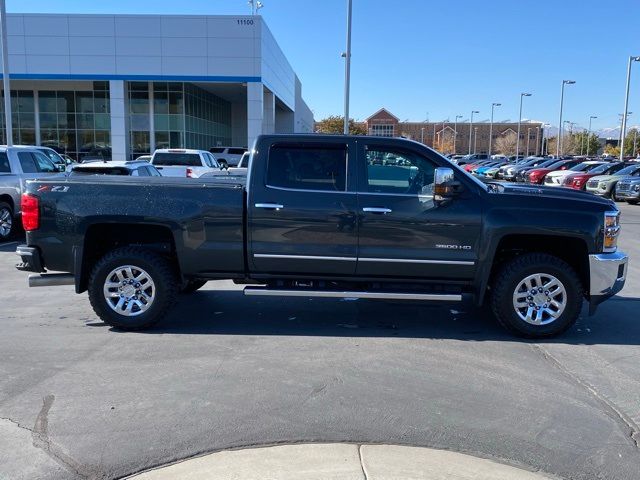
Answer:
[0, 240, 20, 252]
[98, 288, 640, 345]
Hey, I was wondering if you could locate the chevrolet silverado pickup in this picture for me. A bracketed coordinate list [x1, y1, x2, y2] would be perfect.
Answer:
[15, 135, 629, 338]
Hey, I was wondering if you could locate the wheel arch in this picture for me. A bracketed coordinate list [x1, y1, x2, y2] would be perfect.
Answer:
[77, 223, 179, 293]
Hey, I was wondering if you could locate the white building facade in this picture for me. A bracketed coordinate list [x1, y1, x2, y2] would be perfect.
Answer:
[0, 14, 314, 160]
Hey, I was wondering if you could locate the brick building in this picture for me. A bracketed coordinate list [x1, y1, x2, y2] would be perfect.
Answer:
[360, 108, 545, 156]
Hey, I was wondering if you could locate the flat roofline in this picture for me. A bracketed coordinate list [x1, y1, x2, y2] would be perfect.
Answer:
[7, 13, 259, 18]
[0, 74, 261, 83]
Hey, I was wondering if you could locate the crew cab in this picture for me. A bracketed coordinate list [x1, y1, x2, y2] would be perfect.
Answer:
[16, 135, 628, 338]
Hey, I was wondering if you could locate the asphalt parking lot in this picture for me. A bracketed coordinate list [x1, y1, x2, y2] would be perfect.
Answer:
[0, 204, 639, 480]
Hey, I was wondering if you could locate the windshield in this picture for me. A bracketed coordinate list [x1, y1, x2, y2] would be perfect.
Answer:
[616, 164, 640, 175]
[570, 162, 599, 172]
[588, 163, 617, 175]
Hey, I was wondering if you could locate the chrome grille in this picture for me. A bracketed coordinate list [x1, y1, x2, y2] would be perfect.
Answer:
[587, 179, 599, 188]
[617, 181, 631, 192]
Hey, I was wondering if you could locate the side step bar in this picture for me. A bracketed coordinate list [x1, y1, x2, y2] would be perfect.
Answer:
[243, 286, 461, 301]
[28, 273, 75, 287]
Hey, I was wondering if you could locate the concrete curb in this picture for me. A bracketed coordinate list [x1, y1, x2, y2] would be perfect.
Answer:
[128, 443, 555, 479]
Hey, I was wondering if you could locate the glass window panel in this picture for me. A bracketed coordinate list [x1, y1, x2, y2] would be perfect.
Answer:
[169, 92, 183, 114]
[364, 147, 435, 195]
[18, 152, 38, 173]
[153, 82, 168, 93]
[57, 113, 74, 129]
[168, 82, 183, 92]
[154, 114, 168, 131]
[129, 92, 149, 114]
[266, 145, 347, 192]
[59, 130, 76, 154]
[94, 92, 109, 113]
[169, 131, 182, 148]
[94, 113, 110, 130]
[76, 92, 94, 114]
[154, 91, 168, 114]
[131, 131, 150, 153]
[32, 151, 58, 172]
[39, 92, 57, 112]
[17, 92, 34, 112]
[19, 113, 35, 129]
[169, 114, 183, 130]
[20, 129, 36, 145]
[93, 81, 108, 91]
[130, 114, 150, 131]
[57, 91, 75, 113]
[129, 82, 148, 92]
[0, 152, 10, 173]
[77, 113, 94, 129]
[155, 131, 169, 149]
[40, 112, 57, 129]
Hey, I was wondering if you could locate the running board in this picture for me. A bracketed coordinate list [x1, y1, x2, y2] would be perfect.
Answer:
[243, 286, 461, 301]
[28, 273, 75, 287]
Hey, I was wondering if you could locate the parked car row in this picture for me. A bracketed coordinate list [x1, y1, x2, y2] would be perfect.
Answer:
[461, 153, 640, 205]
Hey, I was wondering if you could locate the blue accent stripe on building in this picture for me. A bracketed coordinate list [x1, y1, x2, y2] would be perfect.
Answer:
[0, 73, 262, 83]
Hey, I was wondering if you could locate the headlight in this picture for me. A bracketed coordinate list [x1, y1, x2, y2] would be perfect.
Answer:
[634, 184, 640, 192]
[603, 211, 621, 253]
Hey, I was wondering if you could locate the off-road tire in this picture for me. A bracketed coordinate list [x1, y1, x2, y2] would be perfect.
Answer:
[181, 279, 207, 294]
[491, 253, 583, 338]
[88, 247, 178, 330]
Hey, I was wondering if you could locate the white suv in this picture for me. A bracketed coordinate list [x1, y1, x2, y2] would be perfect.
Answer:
[208, 147, 248, 167]
[150, 149, 228, 178]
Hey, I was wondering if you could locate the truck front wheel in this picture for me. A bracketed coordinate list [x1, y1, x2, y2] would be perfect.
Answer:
[490, 253, 583, 338]
[88, 247, 178, 330]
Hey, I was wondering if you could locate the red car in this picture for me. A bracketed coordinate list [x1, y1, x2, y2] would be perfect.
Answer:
[562, 162, 628, 190]
[525, 159, 582, 184]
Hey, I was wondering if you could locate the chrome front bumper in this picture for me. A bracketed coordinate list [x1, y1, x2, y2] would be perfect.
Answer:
[588, 251, 628, 313]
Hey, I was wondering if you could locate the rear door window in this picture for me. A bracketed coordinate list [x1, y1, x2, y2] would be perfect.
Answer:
[0, 152, 10, 173]
[17, 152, 38, 173]
[266, 144, 347, 192]
[153, 153, 201, 166]
[209, 147, 225, 154]
[228, 148, 246, 155]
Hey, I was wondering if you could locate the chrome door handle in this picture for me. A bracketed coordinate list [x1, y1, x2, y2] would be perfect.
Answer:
[362, 207, 392, 214]
[255, 203, 284, 210]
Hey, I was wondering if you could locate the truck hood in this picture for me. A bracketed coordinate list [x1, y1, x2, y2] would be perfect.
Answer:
[490, 182, 614, 207]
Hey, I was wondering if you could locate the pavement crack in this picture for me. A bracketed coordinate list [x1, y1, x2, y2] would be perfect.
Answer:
[0, 415, 34, 434]
[357, 444, 369, 480]
[31, 394, 94, 479]
[531, 344, 640, 449]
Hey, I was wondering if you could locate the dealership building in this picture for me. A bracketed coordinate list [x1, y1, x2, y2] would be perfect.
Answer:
[0, 13, 314, 160]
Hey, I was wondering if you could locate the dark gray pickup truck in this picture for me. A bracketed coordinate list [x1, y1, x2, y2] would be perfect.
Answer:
[16, 135, 628, 337]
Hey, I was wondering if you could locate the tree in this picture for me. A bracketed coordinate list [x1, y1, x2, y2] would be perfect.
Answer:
[572, 132, 600, 156]
[494, 132, 517, 155]
[623, 128, 640, 156]
[315, 115, 367, 135]
[604, 144, 620, 157]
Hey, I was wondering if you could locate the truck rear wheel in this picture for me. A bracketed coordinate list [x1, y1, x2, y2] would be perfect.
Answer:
[88, 247, 178, 330]
[0, 201, 15, 241]
[490, 253, 583, 338]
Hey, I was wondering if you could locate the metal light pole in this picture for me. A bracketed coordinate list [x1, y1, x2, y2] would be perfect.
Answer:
[453, 114, 462, 154]
[557, 80, 576, 157]
[0, 0, 12, 146]
[535, 126, 540, 155]
[586, 115, 597, 156]
[488, 102, 501, 158]
[526, 127, 531, 156]
[473, 127, 478, 154]
[420, 127, 425, 144]
[618, 112, 632, 150]
[432, 123, 436, 149]
[516, 93, 531, 158]
[342, 0, 353, 135]
[634, 129, 638, 157]
[542, 123, 550, 156]
[468, 110, 479, 154]
[620, 56, 640, 160]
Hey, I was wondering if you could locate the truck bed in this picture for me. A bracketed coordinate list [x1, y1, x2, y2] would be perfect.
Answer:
[26, 175, 246, 277]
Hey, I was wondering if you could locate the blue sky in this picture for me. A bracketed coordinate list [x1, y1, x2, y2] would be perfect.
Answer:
[7, 0, 640, 132]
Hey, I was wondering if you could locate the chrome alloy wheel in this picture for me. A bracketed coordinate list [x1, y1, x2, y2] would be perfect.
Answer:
[0, 207, 12, 238]
[103, 265, 155, 316]
[512, 273, 567, 325]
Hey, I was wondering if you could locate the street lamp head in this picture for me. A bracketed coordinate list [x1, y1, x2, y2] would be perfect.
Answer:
[563, 80, 576, 85]
[472, 110, 479, 113]
[493, 103, 501, 107]
[456, 115, 463, 119]
[632, 56, 640, 62]
[521, 93, 532, 97]
[590, 115, 598, 119]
